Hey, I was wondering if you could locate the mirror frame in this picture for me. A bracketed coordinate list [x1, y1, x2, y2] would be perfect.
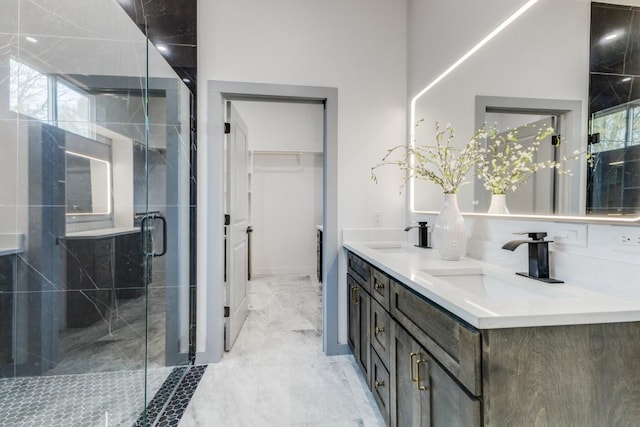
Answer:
[408, 0, 640, 225]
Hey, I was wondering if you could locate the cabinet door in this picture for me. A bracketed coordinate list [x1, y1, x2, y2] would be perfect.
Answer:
[372, 349, 391, 425]
[392, 322, 428, 427]
[371, 299, 391, 369]
[347, 274, 371, 386]
[392, 323, 481, 427]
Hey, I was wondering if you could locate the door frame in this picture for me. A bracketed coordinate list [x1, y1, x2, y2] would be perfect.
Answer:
[198, 81, 341, 363]
[474, 96, 584, 215]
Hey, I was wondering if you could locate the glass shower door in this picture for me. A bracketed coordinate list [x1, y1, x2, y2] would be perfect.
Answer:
[0, 1, 193, 425]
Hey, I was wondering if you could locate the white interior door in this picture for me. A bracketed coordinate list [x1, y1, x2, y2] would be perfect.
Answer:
[225, 102, 249, 351]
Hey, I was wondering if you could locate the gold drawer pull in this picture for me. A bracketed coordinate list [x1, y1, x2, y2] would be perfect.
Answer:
[416, 359, 429, 391]
[374, 281, 384, 291]
[374, 380, 385, 389]
[409, 352, 418, 382]
[375, 326, 385, 335]
[351, 286, 359, 305]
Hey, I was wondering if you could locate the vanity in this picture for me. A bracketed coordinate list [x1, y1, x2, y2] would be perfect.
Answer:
[64, 227, 145, 327]
[0, 237, 24, 371]
[345, 242, 640, 426]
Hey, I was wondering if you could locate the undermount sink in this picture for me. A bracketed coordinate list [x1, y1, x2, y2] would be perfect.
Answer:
[421, 268, 571, 301]
[365, 243, 405, 253]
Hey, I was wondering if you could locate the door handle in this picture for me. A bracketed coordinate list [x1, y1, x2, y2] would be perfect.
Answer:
[409, 352, 418, 382]
[141, 213, 167, 257]
[416, 358, 429, 391]
[351, 286, 359, 305]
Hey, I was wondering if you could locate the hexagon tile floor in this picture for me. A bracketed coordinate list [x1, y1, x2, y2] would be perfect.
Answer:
[0, 364, 207, 426]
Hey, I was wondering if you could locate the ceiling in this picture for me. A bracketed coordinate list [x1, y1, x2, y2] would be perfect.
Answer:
[116, 0, 197, 93]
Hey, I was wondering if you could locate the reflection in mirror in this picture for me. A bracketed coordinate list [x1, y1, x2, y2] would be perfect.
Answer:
[411, 0, 589, 216]
[482, 115, 556, 215]
[587, 2, 640, 216]
[410, 0, 640, 222]
[65, 151, 111, 215]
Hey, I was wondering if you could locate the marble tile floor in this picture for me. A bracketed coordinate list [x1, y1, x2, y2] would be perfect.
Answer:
[179, 274, 385, 427]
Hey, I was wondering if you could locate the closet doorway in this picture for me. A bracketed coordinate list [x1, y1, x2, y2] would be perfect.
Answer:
[202, 82, 340, 363]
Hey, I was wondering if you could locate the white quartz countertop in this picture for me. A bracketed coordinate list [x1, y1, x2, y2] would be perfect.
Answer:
[65, 227, 140, 239]
[344, 241, 640, 329]
[0, 248, 23, 256]
[0, 233, 25, 256]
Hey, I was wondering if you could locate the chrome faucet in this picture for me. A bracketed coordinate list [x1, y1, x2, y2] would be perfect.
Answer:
[502, 232, 563, 283]
[404, 221, 431, 248]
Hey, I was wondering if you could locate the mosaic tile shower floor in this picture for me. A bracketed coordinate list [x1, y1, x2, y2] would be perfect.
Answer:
[0, 367, 172, 426]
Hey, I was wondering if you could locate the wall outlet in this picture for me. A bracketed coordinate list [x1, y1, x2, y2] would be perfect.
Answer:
[550, 224, 587, 247]
[617, 231, 640, 247]
[373, 211, 383, 227]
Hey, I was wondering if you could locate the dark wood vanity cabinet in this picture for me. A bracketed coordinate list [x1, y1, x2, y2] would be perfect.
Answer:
[114, 232, 144, 299]
[66, 231, 144, 328]
[66, 237, 113, 327]
[346, 250, 640, 427]
[347, 252, 372, 387]
[348, 250, 480, 426]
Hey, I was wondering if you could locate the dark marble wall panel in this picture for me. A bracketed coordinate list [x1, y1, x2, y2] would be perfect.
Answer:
[116, 0, 197, 92]
[589, 74, 640, 113]
[587, 144, 640, 214]
[589, 4, 640, 215]
[0, 256, 14, 370]
[590, 3, 634, 75]
[590, 3, 640, 114]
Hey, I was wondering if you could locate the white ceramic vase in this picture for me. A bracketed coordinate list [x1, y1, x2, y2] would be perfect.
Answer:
[487, 193, 510, 215]
[432, 193, 467, 261]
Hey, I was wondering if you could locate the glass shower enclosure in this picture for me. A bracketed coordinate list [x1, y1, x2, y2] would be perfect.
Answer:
[0, 0, 194, 425]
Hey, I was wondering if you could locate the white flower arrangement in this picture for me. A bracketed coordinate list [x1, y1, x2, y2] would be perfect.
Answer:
[473, 124, 579, 195]
[371, 121, 480, 194]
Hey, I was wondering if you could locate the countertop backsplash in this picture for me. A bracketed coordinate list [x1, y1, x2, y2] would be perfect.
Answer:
[344, 217, 640, 303]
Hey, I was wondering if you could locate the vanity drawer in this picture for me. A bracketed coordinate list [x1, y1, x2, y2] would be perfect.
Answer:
[371, 299, 391, 370]
[371, 349, 391, 426]
[391, 280, 481, 396]
[94, 255, 113, 284]
[93, 238, 113, 257]
[347, 251, 371, 292]
[371, 268, 390, 311]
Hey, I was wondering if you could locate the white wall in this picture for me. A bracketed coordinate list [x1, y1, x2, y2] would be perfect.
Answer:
[250, 152, 323, 275]
[197, 0, 408, 355]
[234, 101, 323, 152]
[234, 101, 323, 276]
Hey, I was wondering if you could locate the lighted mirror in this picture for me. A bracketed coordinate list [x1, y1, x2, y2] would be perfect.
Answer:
[410, 0, 640, 223]
[65, 151, 111, 215]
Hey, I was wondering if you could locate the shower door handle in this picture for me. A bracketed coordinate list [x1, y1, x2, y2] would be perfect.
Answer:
[141, 213, 168, 258]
